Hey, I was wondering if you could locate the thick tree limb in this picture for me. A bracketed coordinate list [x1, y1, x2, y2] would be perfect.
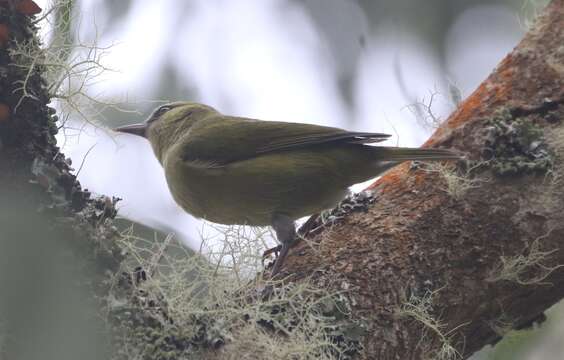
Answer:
[275, 0, 564, 358]
[0, 2, 122, 359]
[1, 0, 563, 359]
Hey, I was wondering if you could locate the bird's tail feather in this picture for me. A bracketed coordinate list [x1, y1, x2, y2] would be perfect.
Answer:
[371, 147, 460, 161]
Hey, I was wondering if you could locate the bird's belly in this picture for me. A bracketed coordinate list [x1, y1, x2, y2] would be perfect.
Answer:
[164, 154, 349, 226]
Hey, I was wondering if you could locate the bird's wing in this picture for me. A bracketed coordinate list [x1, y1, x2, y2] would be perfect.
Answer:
[180, 115, 391, 166]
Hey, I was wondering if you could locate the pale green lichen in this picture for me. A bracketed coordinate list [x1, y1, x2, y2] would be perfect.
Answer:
[482, 108, 552, 176]
[399, 289, 463, 360]
[486, 229, 564, 286]
[108, 225, 363, 360]
[423, 161, 488, 200]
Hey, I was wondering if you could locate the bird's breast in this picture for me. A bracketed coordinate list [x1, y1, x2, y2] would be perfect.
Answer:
[162, 150, 351, 226]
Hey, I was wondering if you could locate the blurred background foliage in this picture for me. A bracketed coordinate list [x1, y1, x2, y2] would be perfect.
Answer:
[30, 0, 564, 358]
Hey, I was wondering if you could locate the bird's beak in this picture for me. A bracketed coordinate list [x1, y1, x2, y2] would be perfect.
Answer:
[114, 123, 147, 138]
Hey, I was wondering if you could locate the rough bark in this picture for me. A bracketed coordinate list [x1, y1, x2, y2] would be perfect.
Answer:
[1, 0, 563, 359]
[278, 0, 564, 358]
[0, 2, 123, 359]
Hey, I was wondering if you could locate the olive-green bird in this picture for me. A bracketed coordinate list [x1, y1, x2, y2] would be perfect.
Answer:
[115, 102, 459, 275]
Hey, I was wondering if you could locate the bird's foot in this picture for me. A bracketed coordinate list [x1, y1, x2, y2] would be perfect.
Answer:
[270, 243, 290, 277]
[269, 214, 296, 276]
[262, 244, 282, 265]
[262, 244, 282, 270]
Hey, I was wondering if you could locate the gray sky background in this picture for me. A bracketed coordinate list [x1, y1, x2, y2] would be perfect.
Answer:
[37, 0, 527, 250]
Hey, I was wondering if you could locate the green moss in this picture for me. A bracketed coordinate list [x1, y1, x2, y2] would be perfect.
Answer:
[483, 108, 552, 176]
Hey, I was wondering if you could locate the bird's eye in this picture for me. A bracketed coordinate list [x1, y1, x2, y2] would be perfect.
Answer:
[147, 105, 173, 124]
[155, 105, 172, 117]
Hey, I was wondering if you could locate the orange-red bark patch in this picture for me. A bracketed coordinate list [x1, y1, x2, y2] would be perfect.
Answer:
[0, 103, 10, 122]
[0, 0, 42, 14]
[0, 24, 8, 46]
[15, 0, 41, 15]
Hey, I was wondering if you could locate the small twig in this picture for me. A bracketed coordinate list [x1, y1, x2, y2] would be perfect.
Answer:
[75, 142, 97, 178]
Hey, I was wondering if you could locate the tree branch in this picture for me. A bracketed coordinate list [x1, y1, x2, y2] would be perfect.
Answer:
[1, 0, 563, 359]
[276, 0, 564, 357]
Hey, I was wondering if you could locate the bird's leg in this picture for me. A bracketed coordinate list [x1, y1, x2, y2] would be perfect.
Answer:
[262, 244, 282, 266]
[270, 214, 296, 276]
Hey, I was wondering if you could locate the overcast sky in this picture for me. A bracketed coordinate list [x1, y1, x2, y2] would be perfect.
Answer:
[36, 0, 524, 252]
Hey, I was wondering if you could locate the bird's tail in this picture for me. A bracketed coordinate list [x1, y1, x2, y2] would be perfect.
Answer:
[371, 146, 461, 161]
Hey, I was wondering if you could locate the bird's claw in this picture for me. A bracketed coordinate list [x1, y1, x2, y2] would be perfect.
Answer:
[262, 244, 282, 266]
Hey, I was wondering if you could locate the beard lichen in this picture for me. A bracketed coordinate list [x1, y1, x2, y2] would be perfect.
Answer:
[108, 227, 364, 360]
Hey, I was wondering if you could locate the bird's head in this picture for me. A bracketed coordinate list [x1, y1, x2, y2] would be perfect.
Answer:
[114, 102, 218, 162]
